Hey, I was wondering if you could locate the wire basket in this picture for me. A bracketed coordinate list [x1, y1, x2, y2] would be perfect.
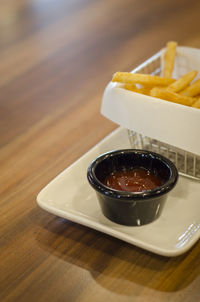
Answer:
[128, 130, 200, 180]
[127, 51, 200, 181]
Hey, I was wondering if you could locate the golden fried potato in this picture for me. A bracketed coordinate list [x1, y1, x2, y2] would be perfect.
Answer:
[111, 41, 200, 109]
[112, 72, 175, 86]
[167, 70, 197, 93]
[163, 41, 177, 78]
[192, 98, 200, 109]
[150, 87, 195, 106]
[180, 79, 200, 97]
[123, 83, 150, 95]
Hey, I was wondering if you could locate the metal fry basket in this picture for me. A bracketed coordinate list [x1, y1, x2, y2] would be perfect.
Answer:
[127, 52, 200, 181]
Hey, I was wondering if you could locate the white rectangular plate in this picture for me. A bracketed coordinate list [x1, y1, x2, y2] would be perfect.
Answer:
[37, 127, 200, 257]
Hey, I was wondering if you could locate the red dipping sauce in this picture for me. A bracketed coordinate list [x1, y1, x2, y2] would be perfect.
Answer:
[103, 168, 162, 192]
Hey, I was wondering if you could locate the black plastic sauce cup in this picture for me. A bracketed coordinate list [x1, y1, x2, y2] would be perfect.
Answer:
[87, 149, 178, 226]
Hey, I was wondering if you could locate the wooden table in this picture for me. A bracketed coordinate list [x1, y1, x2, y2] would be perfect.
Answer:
[1, 0, 200, 301]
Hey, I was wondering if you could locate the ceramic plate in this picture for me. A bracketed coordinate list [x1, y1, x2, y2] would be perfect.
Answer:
[37, 128, 200, 257]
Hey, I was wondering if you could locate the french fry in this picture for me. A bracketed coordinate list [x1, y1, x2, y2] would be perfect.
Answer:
[163, 41, 177, 78]
[192, 98, 200, 109]
[150, 87, 195, 106]
[138, 86, 151, 95]
[180, 79, 200, 97]
[111, 41, 200, 109]
[123, 83, 137, 91]
[123, 83, 150, 95]
[167, 70, 197, 93]
[112, 72, 175, 86]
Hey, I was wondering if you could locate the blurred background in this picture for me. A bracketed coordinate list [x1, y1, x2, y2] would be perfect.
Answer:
[1, 1, 200, 301]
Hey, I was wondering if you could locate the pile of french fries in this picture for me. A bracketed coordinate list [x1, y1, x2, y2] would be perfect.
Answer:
[112, 41, 200, 109]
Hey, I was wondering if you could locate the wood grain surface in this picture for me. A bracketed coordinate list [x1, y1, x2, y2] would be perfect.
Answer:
[0, 0, 200, 301]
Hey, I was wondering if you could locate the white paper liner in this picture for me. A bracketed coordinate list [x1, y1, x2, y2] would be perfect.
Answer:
[101, 46, 200, 156]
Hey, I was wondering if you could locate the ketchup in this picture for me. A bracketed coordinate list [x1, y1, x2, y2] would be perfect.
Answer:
[103, 168, 162, 192]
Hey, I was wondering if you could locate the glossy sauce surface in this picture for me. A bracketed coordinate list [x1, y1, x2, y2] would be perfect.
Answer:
[103, 168, 162, 192]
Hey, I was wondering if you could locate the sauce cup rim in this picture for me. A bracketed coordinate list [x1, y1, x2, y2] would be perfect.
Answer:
[87, 149, 179, 201]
